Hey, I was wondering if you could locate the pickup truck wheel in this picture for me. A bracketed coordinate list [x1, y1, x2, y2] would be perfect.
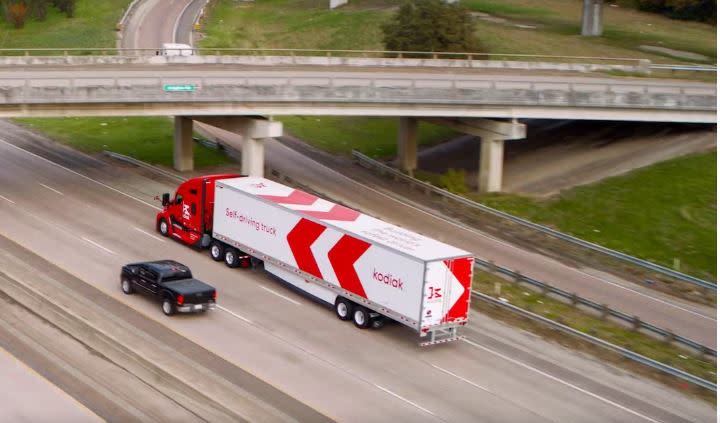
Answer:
[335, 297, 352, 321]
[210, 241, 224, 262]
[352, 306, 371, 329]
[162, 298, 176, 316]
[121, 278, 134, 295]
[158, 219, 169, 237]
[224, 248, 240, 268]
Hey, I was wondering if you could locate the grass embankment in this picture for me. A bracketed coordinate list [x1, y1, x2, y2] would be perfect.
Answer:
[0, 0, 130, 50]
[200, 0, 715, 62]
[473, 270, 716, 396]
[422, 152, 716, 280]
[280, 116, 457, 157]
[16, 118, 230, 169]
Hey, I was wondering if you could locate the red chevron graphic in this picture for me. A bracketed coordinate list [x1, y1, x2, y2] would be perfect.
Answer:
[287, 218, 326, 279]
[442, 257, 473, 323]
[304, 204, 361, 222]
[260, 190, 318, 206]
[328, 235, 370, 299]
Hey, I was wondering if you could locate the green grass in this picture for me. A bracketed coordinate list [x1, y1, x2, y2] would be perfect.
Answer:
[461, 152, 716, 280]
[0, 0, 131, 50]
[279, 116, 457, 157]
[473, 270, 716, 386]
[15, 117, 230, 169]
[200, 0, 715, 62]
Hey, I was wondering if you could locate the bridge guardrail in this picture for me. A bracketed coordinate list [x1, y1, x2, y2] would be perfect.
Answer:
[474, 258, 716, 357]
[472, 290, 716, 392]
[352, 150, 716, 292]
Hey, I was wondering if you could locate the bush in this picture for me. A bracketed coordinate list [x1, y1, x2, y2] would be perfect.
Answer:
[381, 0, 481, 55]
[633, 0, 715, 24]
[439, 168, 468, 194]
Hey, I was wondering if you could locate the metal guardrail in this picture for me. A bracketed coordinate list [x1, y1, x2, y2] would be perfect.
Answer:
[474, 258, 716, 357]
[472, 290, 716, 392]
[352, 150, 716, 291]
[651, 63, 717, 72]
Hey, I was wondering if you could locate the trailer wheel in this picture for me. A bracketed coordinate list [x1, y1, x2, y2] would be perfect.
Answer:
[352, 305, 371, 329]
[161, 298, 176, 316]
[224, 248, 240, 268]
[121, 278, 134, 295]
[158, 218, 169, 237]
[210, 241, 225, 262]
[334, 297, 352, 321]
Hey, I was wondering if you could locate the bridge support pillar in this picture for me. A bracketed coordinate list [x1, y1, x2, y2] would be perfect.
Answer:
[192, 116, 283, 178]
[422, 118, 526, 192]
[241, 136, 265, 177]
[478, 137, 504, 193]
[173, 116, 194, 172]
[581, 0, 603, 36]
[397, 117, 418, 175]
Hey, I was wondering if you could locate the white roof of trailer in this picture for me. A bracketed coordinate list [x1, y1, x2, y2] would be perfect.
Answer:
[218, 177, 472, 262]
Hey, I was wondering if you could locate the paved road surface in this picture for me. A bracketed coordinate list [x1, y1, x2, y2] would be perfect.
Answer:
[0, 126, 712, 423]
[0, 343, 102, 423]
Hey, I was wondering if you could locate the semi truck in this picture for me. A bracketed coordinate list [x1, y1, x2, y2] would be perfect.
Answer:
[156, 174, 473, 345]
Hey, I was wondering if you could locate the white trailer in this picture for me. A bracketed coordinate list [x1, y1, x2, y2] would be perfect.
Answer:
[212, 177, 473, 345]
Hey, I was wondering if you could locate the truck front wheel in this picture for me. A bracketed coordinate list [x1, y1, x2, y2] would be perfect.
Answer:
[162, 298, 176, 316]
[335, 297, 352, 321]
[224, 248, 240, 268]
[210, 241, 225, 262]
[352, 305, 371, 329]
[121, 278, 134, 295]
[158, 218, 169, 237]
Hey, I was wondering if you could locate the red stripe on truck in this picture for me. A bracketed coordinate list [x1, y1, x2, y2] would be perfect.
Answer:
[287, 218, 326, 279]
[260, 190, 318, 206]
[328, 235, 371, 298]
[442, 257, 473, 323]
[304, 204, 361, 222]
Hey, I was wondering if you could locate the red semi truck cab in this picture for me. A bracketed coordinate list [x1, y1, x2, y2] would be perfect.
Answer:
[156, 174, 240, 247]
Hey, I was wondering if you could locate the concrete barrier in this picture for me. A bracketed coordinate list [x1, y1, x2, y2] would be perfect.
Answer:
[0, 54, 651, 74]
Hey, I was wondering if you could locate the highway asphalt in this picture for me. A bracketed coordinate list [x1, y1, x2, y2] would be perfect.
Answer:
[0, 123, 713, 422]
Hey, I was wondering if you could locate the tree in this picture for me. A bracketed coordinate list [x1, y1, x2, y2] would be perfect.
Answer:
[6, 0, 28, 28]
[51, 0, 74, 17]
[381, 0, 481, 55]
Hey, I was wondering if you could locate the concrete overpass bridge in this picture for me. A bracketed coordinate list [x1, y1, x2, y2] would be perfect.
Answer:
[1, 55, 715, 191]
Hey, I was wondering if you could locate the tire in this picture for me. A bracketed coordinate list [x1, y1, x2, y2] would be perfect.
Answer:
[158, 218, 169, 237]
[335, 297, 352, 321]
[210, 241, 225, 262]
[352, 305, 371, 329]
[224, 248, 240, 268]
[121, 278, 134, 295]
[161, 298, 176, 316]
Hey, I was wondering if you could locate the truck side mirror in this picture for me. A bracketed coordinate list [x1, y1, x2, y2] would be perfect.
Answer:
[161, 193, 170, 206]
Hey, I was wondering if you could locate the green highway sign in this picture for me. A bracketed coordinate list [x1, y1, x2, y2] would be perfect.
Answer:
[163, 84, 196, 92]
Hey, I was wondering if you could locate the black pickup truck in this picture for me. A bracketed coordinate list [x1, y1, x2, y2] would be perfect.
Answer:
[120, 260, 217, 316]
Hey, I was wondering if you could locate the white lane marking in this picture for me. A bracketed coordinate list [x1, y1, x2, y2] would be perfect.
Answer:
[375, 385, 439, 418]
[133, 227, 166, 243]
[259, 286, 301, 305]
[0, 194, 15, 204]
[431, 364, 490, 392]
[217, 305, 253, 324]
[462, 339, 663, 423]
[275, 143, 715, 322]
[39, 183, 64, 196]
[81, 237, 117, 256]
[0, 138, 161, 211]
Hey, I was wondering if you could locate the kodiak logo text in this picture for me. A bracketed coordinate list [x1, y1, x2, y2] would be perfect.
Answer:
[372, 269, 404, 291]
